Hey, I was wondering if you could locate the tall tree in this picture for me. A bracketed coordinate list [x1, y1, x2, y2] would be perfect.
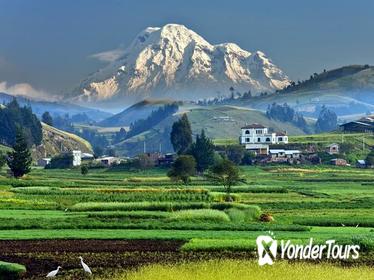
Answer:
[42, 111, 53, 126]
[316, 106, 337, 133]
[189, 130, 215, 172]
[207, 159, 241, 202]
[170, 114, 192, 154]
[7, 130, 32, 178]
[167, 155, 196, 185]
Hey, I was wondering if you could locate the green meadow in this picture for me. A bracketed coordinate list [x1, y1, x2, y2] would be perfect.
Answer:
[0, 165, 373, 278]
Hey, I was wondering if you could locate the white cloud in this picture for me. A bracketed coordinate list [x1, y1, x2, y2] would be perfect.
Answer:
[0, 81, 57, 101]
[90, 48, 125, 62]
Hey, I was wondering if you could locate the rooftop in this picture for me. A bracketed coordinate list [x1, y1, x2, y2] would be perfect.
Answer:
[241, 123, 266, 129]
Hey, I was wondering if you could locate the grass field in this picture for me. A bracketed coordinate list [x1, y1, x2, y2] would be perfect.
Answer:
[100, 259, 374, 280]
[0, 164, 373, 278]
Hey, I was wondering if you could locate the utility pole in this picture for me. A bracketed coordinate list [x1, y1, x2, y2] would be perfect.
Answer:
[363, 137, 365, 152]
[143, 141, 146, 154]
[159, 143, 162, 154]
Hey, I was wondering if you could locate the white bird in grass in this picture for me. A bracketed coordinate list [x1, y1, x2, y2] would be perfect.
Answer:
[341, 223, 345, 227]
[79, 256, 92, 274]
[46, 266, 62, 278]
[356, 224, 360, 228]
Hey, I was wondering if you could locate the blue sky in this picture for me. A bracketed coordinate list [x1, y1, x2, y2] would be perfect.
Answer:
[0, 0, 373, 95]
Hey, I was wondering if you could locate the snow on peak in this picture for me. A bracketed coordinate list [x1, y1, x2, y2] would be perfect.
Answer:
[71, 24, 290, 105]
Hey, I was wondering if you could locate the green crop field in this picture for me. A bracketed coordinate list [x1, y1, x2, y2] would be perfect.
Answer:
[0, 164, 373, 278]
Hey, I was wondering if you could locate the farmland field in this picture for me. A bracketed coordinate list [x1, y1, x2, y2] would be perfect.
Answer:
[0, 165, 373, 279]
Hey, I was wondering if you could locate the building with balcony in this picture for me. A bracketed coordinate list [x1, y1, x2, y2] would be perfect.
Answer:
[239, 123, 288, 155]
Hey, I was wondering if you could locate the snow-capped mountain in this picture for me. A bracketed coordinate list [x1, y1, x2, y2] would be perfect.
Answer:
[70, 24, 290, 105]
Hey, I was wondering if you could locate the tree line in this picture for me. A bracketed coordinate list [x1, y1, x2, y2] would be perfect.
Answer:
[0, 99, 42, 147]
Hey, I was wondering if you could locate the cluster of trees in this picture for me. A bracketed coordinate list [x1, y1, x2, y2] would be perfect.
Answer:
[315, 105, 337, 133]
[266, 102, 308, 132]
[0, 99, 42, 147]
[170, 114, 216, 173]
[197, 87, 269, 106]
[118, 103, 179, 141]
[111, 104, 179, 146]
[168, 114, 241, 200]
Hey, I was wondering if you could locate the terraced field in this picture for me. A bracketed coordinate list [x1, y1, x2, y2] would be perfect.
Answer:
[0, 165, 373, 278]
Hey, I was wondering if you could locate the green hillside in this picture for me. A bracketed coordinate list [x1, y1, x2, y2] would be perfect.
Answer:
[232, 65, 374, 118]
[0, 144, 11, 153]
[99, 99, 178, 127]
[114, 105, 306, 156]
[32, 123, 93, 160]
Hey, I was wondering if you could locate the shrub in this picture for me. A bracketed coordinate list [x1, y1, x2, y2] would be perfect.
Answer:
[167, 155, 196, 184]
[259, 213, 274, 222]
[0, 261, 26, 280]
[81, 165, 89, 176]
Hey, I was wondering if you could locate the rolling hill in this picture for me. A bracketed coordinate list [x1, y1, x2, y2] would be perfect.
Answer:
[113, 105, 307, 156]
[99, 99, 178, 127]
[235, 65, 374, 119]
[32, 123, 93, 160]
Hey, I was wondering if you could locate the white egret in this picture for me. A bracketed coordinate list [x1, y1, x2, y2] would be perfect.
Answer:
[46, 266, 62, 278]
[79, 256, 92, 274]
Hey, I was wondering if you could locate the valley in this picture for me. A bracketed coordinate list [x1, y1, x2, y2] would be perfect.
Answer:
[0, 10, 374, 280]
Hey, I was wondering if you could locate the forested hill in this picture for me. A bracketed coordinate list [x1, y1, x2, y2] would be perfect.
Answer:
[0, 99, 42, 147]
[277, 65, 373, 94]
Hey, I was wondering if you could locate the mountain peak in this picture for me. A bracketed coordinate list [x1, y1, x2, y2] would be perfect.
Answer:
[70, 24, 290, 106]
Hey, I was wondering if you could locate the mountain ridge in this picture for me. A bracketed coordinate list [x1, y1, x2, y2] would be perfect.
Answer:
[69, 24, 290, 107]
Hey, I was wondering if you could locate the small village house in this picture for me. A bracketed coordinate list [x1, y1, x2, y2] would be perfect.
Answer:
[340, 116, 374, 133]
[157, 153, 176, 166]
[356, 160, 367, 168]
[81, 153, 94, 161]
[37, 158, 51, 167]
[330, 158, 348, 166]
[269, 149, 301, 162]
[95, 156, 121, 167]
[326, 143, 339, 155]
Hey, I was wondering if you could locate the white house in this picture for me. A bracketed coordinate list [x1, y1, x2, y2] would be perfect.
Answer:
[240, 124, 288, 155]
[72, 150, 82, 166]
[326, 143, 339, 155]
[95, 156, 121, 166]
[81, 153, 94, 160]
[269, 149, 301, 161]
